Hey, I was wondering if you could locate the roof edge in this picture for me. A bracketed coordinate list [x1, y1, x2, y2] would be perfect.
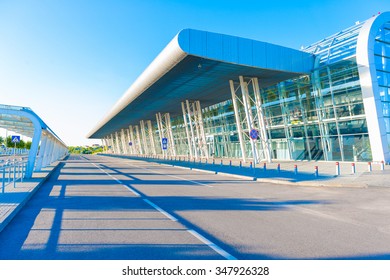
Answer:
[87, 32, 188, 139]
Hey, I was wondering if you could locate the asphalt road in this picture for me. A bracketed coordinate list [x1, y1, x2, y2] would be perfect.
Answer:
[0, 154, 389, 260]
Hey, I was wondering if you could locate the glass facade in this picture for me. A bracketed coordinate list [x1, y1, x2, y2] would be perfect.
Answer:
[375, 20, 390, 151]
[164, 21, 375, 162]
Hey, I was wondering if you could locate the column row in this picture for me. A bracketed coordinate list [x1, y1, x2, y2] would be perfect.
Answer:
[104, 76, 272, 163]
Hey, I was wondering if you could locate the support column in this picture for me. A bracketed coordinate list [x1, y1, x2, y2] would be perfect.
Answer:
[129, 125, 136, 154]
[140, 120, 149, 155]
[240, 76, 258, 164]
[181, 102, 193, 158]
[43, 138, 54, 167]
[127, 127, 133, 154]
[182, 100, 208, 159]
[165, 113, 176, 156]
[115, 131, 121, 154]
[121, 128, 127, 154]
[252, 78, 272, 163]
[110, 134, 116, 154]
[35, 133, 48, 171]
[156, 112, 177, 157]
[135, 125, 143, 155]
[147, 120, 157, 155]
[230, 76, 272, 163]
[230, 80, 247, 162]
[156, 113, 165, 157]
[185, 100, 198, 158]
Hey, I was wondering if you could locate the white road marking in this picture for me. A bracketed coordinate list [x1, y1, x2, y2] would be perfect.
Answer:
[126, 162, 214, 188]
[89, 161, 141, 197]
[143, 198, 178, 222]
[85, 156, 237, 259]
[187, 229, 237, 260]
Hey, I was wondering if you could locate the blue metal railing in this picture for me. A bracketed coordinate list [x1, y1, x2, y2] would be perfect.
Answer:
[0, 157, 28, 193]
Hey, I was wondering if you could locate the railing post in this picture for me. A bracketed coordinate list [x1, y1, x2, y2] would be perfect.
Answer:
[2, 167, 5, 194]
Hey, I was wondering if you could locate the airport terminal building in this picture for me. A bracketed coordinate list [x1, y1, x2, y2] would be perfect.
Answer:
[88, 12, 390, 163]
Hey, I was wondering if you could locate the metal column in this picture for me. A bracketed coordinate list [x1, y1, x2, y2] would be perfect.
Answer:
[140, 120, 149, 155]
[127, 127, 134, 154]
[121, 129, 127, 154]
[230, 80, 247, 162]
[165, 113, 176, 156]
[182, 100, 208, 159]
[115, 131, 121, 154]
[181, 102, 193, 158]
[135, 125, 143, 155]
[230, 76, 271, 163]
[239, 76, 258, 164]
[110, 134, 116, 154]
[35, 133, 48, 171]
[156, 112, 177, 157]
[147, 120, 157, 155]
[252, 78, 272, 162]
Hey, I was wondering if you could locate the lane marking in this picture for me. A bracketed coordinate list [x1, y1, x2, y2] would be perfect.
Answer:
[187, 229, 237, 260]
[126, 162, 214, 188]
[143, 198, 178, 222]
[89, 161, 141, 197]
[86, 156, 237, 260]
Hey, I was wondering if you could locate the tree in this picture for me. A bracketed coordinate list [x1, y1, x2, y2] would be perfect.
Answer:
[26, 141, 32, 150]
[6, 136, 26, 149]
[0, 136, 4, 145]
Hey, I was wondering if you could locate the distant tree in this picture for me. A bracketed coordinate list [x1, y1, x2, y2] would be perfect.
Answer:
[26, 141, 32, 150]
[0, 136, 4, 145]
[6, 136, 12, 147]
[18, 139, 25, 149]
[5, 136, 26, 149]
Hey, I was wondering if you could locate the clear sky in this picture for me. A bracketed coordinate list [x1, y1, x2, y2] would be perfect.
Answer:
[1, 0, 389, 146]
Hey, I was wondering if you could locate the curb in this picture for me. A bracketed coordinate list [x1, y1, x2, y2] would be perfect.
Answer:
[98, 154, 371, 188]
[0, 161, 63, 233]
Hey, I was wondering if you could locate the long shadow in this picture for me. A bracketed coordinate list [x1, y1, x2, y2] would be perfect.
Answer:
[2, 155, 387, 260]
[100, 154, 335, 183]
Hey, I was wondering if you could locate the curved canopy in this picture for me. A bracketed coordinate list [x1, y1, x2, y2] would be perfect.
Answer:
[0, 104, 65, 146]
[88, 28, 314, 139]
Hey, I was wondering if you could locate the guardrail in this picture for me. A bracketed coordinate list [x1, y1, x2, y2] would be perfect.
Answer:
[0, 157, 28, 193]
[0, 148, 29, 156]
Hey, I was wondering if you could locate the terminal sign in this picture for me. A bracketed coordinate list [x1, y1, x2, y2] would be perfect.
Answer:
[162, 137, 168, 150]
[249, 129, 258, 140]
[11, 135, 20, 143]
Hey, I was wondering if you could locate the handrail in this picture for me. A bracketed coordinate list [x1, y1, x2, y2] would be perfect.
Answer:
[0, 158, 28, 193]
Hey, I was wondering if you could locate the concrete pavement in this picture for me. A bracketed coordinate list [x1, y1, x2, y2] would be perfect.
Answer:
[0, 154, 390, 259]
[0, 162, 62, 233]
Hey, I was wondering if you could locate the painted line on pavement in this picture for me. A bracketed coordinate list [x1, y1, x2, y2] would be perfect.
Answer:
[89, 156, 238, 260]
[187, 229, 237, 260]
[143, 199, 178, 222]
[89, 161, 141, 197]
[126, 162, 214, 188]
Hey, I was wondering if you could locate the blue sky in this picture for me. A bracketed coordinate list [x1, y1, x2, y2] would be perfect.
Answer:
[1, 0, 389, 146]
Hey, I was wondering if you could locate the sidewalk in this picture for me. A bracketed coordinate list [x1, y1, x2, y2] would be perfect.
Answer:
[102, 154, 390, 188]
[0, 161, 62, 233]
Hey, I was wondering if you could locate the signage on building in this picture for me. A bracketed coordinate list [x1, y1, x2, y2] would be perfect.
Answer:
[162, 137, 168, 150]
[249, 129, 258, 140]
